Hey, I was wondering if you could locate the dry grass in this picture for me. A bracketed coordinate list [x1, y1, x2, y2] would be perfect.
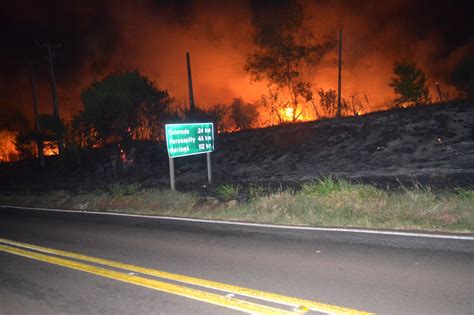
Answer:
[1, 179, 473, 233]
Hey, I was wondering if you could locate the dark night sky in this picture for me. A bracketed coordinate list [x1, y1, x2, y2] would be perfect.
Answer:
[0, 0, 473, 121]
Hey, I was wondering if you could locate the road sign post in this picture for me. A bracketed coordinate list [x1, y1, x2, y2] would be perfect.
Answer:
[169, 157, 175, 191]
[165, 123, 214, 190]
[207, 152, 212, 184]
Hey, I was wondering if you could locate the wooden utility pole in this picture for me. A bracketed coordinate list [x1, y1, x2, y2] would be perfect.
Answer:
[435, 82, 444, 102]
[37, 42, 63, 153]
[337, 29, 342, 118]
[186, 52, 196, 116]
[37, 43, 61, 119]
[185, 52, 212, 185]
[29, 61, 45, 168]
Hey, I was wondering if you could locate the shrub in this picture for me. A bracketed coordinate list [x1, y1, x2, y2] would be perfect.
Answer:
[216, 184, 241, 201]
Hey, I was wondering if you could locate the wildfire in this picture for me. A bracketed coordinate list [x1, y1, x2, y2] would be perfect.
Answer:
[0, 131, 20, 162]
[283, 107, 294, 121]
[43, 142, 59, 156]
[277, 105, 311, 123]
[0, 132, 60, 163]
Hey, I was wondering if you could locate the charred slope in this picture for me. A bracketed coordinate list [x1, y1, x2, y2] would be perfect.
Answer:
[173, 100, 473, 188]
[1, 101, 473, 190]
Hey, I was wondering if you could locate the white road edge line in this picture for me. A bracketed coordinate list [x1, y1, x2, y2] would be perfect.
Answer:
[1, 204, 473, 241]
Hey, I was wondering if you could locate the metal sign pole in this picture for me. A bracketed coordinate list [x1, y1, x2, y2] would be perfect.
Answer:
[169, 157, 175, 191]
[207, 152, 212, 184]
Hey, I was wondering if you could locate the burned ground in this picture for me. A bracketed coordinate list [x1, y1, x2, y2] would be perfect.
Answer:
[187, 100, 474, 190]
[1, 101, 473, 192]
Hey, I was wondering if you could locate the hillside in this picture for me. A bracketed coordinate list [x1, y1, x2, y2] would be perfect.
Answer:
[1, 101, 473, 191]
[171, 100, 474, 189]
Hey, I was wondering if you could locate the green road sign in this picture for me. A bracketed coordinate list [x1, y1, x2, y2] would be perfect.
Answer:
[165, 122, 214, 158]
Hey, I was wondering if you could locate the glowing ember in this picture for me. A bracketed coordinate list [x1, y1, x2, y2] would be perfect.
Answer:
[117, 144, 134, 164]
[119, 147, 127, 161]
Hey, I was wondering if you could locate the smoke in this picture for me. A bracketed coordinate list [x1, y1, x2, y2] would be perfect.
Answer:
[303, 0, 473, 110]
[0, 0, 472, 123]
[104, 1, 262, 106]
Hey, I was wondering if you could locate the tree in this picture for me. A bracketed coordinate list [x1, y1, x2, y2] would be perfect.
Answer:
[205, 103, 229, 132]
[346, 92, 368, 116]
[317, 89, 337, 117]
[181, 104, 229, 133]
[245, 0, 330, 122]
[229, 98, 259, 130]
[389, 62, 431, 107]
[78, 70, 172, 145]
[451, 54, 474, 99]
[14, 130, 37, 160]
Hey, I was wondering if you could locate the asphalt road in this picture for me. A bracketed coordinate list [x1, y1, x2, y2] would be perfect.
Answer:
[0, 207, 473, 315]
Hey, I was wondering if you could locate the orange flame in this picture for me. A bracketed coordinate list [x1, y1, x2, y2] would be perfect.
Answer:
[43, 142, 59, 156]
[282, 107, 294, 122]
[0, 131, 20, 162]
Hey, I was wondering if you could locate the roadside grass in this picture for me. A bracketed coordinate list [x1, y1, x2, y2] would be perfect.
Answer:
[108, 183, 141, 197]
[215, 184, 241, 201]
[1, 178, 473, 233]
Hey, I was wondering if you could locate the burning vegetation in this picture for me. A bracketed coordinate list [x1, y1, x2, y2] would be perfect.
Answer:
[0, 131, 20, 162]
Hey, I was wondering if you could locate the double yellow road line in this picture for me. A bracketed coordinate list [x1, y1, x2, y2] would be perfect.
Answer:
[0, 237, 372, 315]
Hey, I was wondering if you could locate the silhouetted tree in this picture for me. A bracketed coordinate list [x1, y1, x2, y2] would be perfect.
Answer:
[229, 98, 259, 130]
[182, 104, 228, 132]
[317, 89, 337, 117]
[78, 70, 172, 145]
[245, 0, 330, 122]
[258, 87, 293, 124]
[14, 130, 37, 159]
[389, 62, 431, 107]
[206, 103, 229, 132]
[346, 92, 368, 116]
[451, 54, 474, 99]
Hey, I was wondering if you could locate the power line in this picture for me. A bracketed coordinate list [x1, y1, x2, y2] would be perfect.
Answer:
[154, 62, 244, 79]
